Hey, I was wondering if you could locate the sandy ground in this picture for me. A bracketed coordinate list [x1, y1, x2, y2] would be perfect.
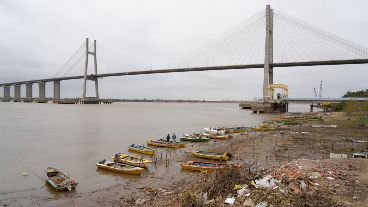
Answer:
[2, 112, 368, 207]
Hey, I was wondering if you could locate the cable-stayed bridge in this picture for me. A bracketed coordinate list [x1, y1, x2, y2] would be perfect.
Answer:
[1, 5, 367, 105]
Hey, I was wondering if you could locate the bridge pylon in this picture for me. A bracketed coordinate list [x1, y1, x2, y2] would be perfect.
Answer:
[81, 38, 100, 104]
[263, 5, 274, 101]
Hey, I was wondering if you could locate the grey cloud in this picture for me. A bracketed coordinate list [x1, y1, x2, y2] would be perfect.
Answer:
[0, 0, 367, 100]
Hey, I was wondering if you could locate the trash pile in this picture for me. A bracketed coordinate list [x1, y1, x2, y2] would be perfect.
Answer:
[181, 159, 365, 207]
[275, 112, 323, 123]
[222, 159, 364, 206]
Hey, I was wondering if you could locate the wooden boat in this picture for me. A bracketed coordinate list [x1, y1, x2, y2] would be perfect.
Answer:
[180, 135, 210, 142]
[191, 151, 231, 161]
[180, 161, 240, 172]
[224, 127, 249, 134]
[209, 134, 232, 140]
[128, 144, 156, 155]
[113, 153, 152, 168]
[281, 121, 302, 125]
[249, 124, 276, 132]
[46, 167, 78, 191]
[96, 159, 145, 175]
[147, 139, 186, 148]
[250, 127, 275, 132]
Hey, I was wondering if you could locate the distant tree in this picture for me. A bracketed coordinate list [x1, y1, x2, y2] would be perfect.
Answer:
[344, 101, 368, 127]
[343, 89, 368, 97]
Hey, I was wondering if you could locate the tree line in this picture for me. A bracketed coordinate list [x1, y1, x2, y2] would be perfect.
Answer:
[342, 89, 368, 97]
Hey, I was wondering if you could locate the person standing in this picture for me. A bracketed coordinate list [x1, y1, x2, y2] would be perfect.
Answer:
[172, 133, 177, 143]
[166, 134, 170, 142]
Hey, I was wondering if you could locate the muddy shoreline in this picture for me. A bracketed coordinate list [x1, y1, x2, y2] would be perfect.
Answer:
[2, 112, 368, 207]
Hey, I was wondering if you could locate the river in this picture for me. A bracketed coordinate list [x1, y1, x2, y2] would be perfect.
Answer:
[0, 102, 310, 203]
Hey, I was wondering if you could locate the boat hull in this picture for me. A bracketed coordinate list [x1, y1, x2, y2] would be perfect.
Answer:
[191, 151, 230, 161]
[96, 162, 144, 175]
[147, 139, 186, 148]
[46, 167, 78, 191]
[114, 154, 152, 168]
[46, 179, 78, 191]
[180, 161, 234, 172]
[180, 137, 210, 142]
[209, 135, 231, 140]
[129, 147, 155, 155]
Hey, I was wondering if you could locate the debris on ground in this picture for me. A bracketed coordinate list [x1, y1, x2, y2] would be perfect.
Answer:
[129, 159, 368, 207]
[330, 153, 348, 159]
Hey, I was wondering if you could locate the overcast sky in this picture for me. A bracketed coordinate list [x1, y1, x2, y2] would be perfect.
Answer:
[0, 0, 367, 100]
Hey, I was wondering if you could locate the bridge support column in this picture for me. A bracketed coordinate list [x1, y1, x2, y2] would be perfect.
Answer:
[3, 86, 10, 102]
[263, 5, 274, 101]
[14, 84, 21, 102]
[38, 82, 47, 103]
[25, 83, 33, 102]
[53, 80, 60, 103]
[82, 38, 100, 104]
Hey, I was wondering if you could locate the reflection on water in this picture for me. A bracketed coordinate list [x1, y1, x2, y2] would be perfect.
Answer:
[0, 102, 306, 201]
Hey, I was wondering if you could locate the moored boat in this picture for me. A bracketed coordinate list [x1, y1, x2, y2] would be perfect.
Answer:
[128, 144, 156, 155]
[147, 139, 186, 148]
[191, 151, 231, 161]
[250, 125, 275, 132]
[113, 153, 152, 168]
[46, 167, 78, 191]
[180, 161, 241, 172]
[96, 159, 145, 175]
[180, 134, 210, 142]
[209, 134, 232, 140]
[224, 127, 249, 134]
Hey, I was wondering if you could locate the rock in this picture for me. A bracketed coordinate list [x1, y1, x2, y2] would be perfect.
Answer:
[135, 198, 148, 205]
[205, 199, 215, 205]
[243, 199, 255, 207]
[289, 182, 301, 193]
[300, 181, 307, 190]
[203, 192, 208, 202]
[136, 185, 144, 189]
[255, 201, 268, 207]
[224, 197, 236, 205]
[308, 172, 321, 179]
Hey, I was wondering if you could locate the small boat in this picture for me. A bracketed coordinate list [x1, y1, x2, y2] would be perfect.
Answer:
[147, 139, 186, 148]
[224, 127, 249, 134]
[96, 159, 145, 175]
[250, 126, 275, 132]
[191, 151, 231, 161]
[180, 134, 210, 142]
[113, 153, 152, 168]
[128, 144, 156, 155]
[281, 121, 302, 125]
[180, 161, 241, 172]
[46, 167, 78, 191]
[209, 134, 232, 140]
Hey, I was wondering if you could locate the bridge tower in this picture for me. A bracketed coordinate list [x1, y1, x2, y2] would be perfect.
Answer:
[82, 38, 100, 104]
[263, 5, 274, 100]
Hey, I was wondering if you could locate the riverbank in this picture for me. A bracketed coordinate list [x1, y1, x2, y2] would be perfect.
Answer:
[3, 112, 368, 206]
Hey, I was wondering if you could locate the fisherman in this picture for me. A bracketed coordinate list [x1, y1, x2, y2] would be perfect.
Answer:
[166, 134, 170, 142]
[172, 133, 177, 143]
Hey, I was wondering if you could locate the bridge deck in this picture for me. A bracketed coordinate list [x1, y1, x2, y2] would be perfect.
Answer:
[1, 58, 368, 86]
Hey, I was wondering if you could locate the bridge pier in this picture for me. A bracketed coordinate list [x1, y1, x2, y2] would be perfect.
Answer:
[263, 5, 274, 101]
[3, 86, 11, 102]
[82, 38, 100, 104]
[25, 83, 33, 102]
[14, 84, 21, 102]
[37, 82, 47, 103]
[53, 80, 60, 103]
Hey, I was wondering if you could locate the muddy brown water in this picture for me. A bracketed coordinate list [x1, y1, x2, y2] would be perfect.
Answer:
[0, 102, 309, 203]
